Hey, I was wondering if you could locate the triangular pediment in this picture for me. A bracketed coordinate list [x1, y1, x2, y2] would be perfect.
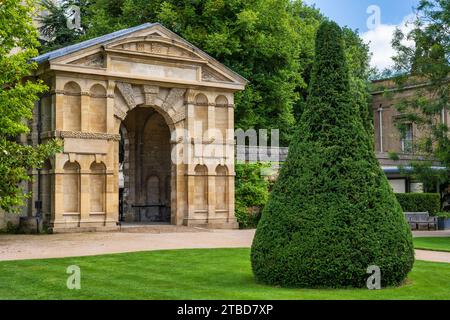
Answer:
[105, 36, 203, 61]
[68, 52, 105, 67]
[34, 23, 247, 90]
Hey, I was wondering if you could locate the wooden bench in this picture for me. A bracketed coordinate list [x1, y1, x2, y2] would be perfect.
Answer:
[404, 212, 438, 231]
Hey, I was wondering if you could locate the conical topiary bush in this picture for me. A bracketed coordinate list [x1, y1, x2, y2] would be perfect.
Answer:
[250, 21, 414, 288]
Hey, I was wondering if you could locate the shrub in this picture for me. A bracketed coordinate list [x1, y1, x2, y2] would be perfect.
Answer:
[435, 212, 450, 219]
[395, 193, 441, 215]
[251, 21, 414, 288]
[235, 163, 270, 229]
[0, 221, 19, 234]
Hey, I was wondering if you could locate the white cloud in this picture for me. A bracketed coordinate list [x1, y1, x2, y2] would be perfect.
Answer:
[361, 14, 415, 70]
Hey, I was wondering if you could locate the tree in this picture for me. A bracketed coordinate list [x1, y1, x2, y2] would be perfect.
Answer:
[250, 21, 414, 288]
[37, 1, 372, 147]
[391, 0, 450, 192]
[342, 27, 373, 140]
[82, 0, 307, 145]
[0, 0, 61, 212]
[37, 0, 90, 53]
[38, 0, 373, 146]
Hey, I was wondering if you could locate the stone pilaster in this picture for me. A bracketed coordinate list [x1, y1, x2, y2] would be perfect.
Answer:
[80, 92, 90, 132]
[106, 81, 115, 134]
[79, 169, 90, 223]
[54, 91, 64, 131]
[207, 173, 216, 222]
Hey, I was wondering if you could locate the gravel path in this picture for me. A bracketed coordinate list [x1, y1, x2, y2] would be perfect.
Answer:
[0, 229, 255, 261]
[413, 231, 450, 238]
[0, 229, 449, 262]
[415, 250, 450, 263]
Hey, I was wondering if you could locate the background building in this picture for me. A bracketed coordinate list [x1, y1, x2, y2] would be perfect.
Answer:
[238, 77, 448, 195]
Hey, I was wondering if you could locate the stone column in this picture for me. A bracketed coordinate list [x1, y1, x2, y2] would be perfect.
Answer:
[52, 154, 64, 230]
[79, 167, 90, 226]
[227, 173, 236, 224]
[80, 92, 90, 132]
[207, 171, 216, 223]
[174, 163, 185, 225]
[227, 103, 237, 226]
[207, 102, 215, 141]
[105, 165, 117, 227]
[54, 90, 64, 130]
[171, 122, 186, 226]
[185, 98, 196, 225]
[53, 173, 63, 226]
[106, 81, 116, 134]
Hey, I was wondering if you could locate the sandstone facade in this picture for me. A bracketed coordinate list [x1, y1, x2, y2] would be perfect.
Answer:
[26, 23, 247, 232]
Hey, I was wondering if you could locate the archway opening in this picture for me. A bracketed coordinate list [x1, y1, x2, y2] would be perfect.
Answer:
[119, 106, 172, 223]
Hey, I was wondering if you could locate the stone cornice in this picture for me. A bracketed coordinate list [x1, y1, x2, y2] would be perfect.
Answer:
[184, 101, 235, 108]
[49, 89, 107, 98]
[46, 64, 246, 91]
[54, 131, 121, 141]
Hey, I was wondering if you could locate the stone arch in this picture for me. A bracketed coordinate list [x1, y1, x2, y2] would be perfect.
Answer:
[90, 162, 106, 213]
[142, 112, 171, 208]
[195, 93, 208, 106]
[63, 161, 80, 213]
[121, 107, 172, 223]
[215, 95, 228, 107]
[89, 84, 107, 133]
[194, 164, 208, 212]
[144, 104, 177, 133]
[63, 81, 81, 131]
[215, 165, 228, 211]
[114, 85, 184, 135]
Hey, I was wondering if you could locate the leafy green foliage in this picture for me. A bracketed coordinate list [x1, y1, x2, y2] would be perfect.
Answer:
[342, 28, 373, 140]
[395, 193, 441, 215]
[251, 21, 415, 288]
[0, 221, 20, 234]
[87, 0, 310, 145]
[391, 0, 450, 188]
[235, 162, 270, 229]
[401, 160, 448, 193]
[37, 0, 90, 53]
[435, 212, 450, 218]
[0, 0, 62, 212]
[38, 0, 372, 146]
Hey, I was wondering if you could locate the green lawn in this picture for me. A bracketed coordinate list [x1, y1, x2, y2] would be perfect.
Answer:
[0, 248, 449, 300]
[414, 237, 450, 252]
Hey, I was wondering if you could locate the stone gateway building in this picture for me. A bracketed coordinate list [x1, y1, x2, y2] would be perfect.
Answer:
[26, 23, 247, 232]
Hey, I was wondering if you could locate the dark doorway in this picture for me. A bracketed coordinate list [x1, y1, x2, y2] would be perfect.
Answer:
[120, 107, 171, 223]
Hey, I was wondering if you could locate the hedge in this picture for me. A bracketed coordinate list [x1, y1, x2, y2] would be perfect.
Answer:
[250, 21, 414, 289]
[235, 162, 270, 229]
[395, 193, 441, 215]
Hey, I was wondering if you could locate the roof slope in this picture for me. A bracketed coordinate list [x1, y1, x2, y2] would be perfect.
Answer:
[33, 23, 155, 64]
[33, 22, 248, 85]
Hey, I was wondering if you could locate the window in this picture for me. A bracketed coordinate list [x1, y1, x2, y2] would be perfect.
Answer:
[401, 123, 413, 153]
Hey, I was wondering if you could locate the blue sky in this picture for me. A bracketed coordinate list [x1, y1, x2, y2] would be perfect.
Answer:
[304, 0, 420, 69]
[304, 0, 420, 32]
